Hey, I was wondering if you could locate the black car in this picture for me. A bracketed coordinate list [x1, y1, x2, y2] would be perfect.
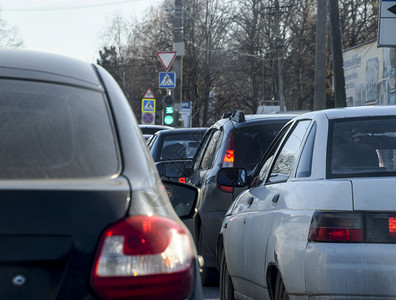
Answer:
[139, 124, 174, 140]
[147, 127, 207, 181]
[0, 49, 202, 300]
[186, 111, 295, 285]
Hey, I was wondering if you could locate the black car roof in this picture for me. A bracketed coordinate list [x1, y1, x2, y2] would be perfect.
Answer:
[213, 113, 296, 129]
[155, 127, 208, 136]
[0, 49, 101, 90]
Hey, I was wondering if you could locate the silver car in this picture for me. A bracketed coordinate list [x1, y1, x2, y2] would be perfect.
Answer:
[217, 106, 396, 299]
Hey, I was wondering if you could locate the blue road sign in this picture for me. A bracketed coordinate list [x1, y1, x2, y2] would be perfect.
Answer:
[142, 99, 156, 112]
[159, 72, 176, 88]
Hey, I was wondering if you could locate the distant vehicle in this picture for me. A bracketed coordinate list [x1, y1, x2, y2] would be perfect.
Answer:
[147, 127, 208, 182]
[168, 111, 295, 285]
[217, 106, 396, 299]
[0, 49, 202, 300]
[139, 124, 174, 140]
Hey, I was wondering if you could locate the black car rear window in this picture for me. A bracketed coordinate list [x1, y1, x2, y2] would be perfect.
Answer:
[160, 131, 205, 160]
[235, 122, 286, 171]
[0, 79, 120, 179]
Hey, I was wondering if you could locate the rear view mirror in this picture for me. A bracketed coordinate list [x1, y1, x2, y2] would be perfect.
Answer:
[163, 180, 198, 219]
[216, 168, 247, 187]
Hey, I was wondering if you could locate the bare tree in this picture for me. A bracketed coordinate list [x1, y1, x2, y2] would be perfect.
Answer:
[0, 18, 24, 48]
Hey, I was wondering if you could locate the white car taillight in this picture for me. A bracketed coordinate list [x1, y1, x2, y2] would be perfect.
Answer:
[90, 215, 194, 300]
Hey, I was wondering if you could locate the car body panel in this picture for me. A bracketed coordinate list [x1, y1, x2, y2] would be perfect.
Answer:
[351, 178, 396, 211]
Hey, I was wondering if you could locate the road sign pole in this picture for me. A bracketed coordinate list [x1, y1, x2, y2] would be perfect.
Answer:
[173, 0, 184, 124]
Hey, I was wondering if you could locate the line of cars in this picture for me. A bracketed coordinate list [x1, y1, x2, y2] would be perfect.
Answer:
[10, 48, 396, 300]
[157, 111, 296, 286]
[150, 106, 396, 300]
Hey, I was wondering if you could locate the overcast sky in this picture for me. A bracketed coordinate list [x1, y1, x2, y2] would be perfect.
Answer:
[1, 0, 163, 63]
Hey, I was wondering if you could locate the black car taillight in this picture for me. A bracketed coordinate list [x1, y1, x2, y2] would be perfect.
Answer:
[222, 130, 234, 168]
[309, 211, 396, 243]
[90, 215, 194, 300]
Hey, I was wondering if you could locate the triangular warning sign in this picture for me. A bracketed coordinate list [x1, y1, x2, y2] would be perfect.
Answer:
[160, 73, 175, 86]
[156, 51, 177, 71]
[144, 89, 155, 99]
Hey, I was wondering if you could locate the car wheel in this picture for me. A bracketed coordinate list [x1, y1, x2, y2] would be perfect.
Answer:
[198, 228, 219, 286]
[274, 272, 289, 300]
[220, 249, 234, 300]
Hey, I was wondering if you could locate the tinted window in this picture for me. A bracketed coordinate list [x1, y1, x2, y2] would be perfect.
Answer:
[200, 130, 222, 169]
[268, 120, 311, 183]
[160, 131, 205, 160]
[329, 117, 396, 178]
[0, 79, 119, 179]
[296, 122, 316, 178]
[235, 122, 287, 171]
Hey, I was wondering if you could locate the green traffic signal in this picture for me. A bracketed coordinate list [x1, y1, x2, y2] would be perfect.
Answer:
[164, 115, 174, 125]
[165, 106, 174, 114]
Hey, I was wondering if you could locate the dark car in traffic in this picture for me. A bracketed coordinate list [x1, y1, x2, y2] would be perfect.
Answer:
[139, 124, 174, 140]
[147, 127, 208, 181]
[0, 49, 202, 300]
[186, 111, 295, 285]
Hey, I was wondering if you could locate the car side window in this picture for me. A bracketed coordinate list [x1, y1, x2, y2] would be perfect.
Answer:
[200, 130, 222, 169]
[193, 129, 214, 170]
[257, 123, 292, 184]
[267, 120, 311, 184]
[296, 122, 317, 178]
[147, 135, 157, 149]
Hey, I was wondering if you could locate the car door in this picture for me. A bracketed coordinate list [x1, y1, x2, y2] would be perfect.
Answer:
[242, 120, 313, 299]
[186, 128, 222, 240]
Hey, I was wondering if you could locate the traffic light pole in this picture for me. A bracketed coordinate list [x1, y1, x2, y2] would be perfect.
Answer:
[173, 0, 184, 126]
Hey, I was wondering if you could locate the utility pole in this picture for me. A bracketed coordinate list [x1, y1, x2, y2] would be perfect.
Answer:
[274, 0, 285, 111]
[314, 0, 328, 110]
[173, 0, 184, 124]
[329, 0, 346, 107]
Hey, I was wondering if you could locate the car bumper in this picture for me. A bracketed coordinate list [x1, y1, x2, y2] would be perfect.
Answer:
[304, 243, 396, 298]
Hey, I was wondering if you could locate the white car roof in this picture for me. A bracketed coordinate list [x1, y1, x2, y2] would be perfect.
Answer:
[296, 106, 396, 120]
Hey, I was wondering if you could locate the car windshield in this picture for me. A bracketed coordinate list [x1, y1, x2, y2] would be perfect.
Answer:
[0, 79, 120, 179]
[160, 132, 204, 160]
[329, 117, 396, 178]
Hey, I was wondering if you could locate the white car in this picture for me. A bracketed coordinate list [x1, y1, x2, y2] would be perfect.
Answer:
[216, 106, 396, 300]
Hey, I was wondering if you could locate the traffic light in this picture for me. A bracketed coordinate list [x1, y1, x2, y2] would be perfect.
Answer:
[163, 95, 175, 126]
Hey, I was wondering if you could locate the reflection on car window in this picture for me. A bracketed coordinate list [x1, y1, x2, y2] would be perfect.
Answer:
[160, 132, 205, 160]
[329, 117, 396, 178]
[0, 79, 119, 179]
[201, 130, 222, 169]
[257, 123, 292, 184]
[268, 120, 311, 183]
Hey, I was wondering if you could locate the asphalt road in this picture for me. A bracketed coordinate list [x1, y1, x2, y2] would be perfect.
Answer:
[203, 286, 219, 300]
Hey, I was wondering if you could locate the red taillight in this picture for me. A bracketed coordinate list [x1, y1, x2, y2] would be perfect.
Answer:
[179, 177, 186, 183]
[218, 185, 234, 193]
[222, 130, 234, 167]
[389, 217, 396, 236]
[309, 212, 396, 243]
[308, 212, 364, 242]
[90, 215, 194, 300]
[223, 150, 234, 163]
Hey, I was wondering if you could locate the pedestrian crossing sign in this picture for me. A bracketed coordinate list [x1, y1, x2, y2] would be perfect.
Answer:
[142, 99, 156, 113]
[159, 72, 176, 88]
